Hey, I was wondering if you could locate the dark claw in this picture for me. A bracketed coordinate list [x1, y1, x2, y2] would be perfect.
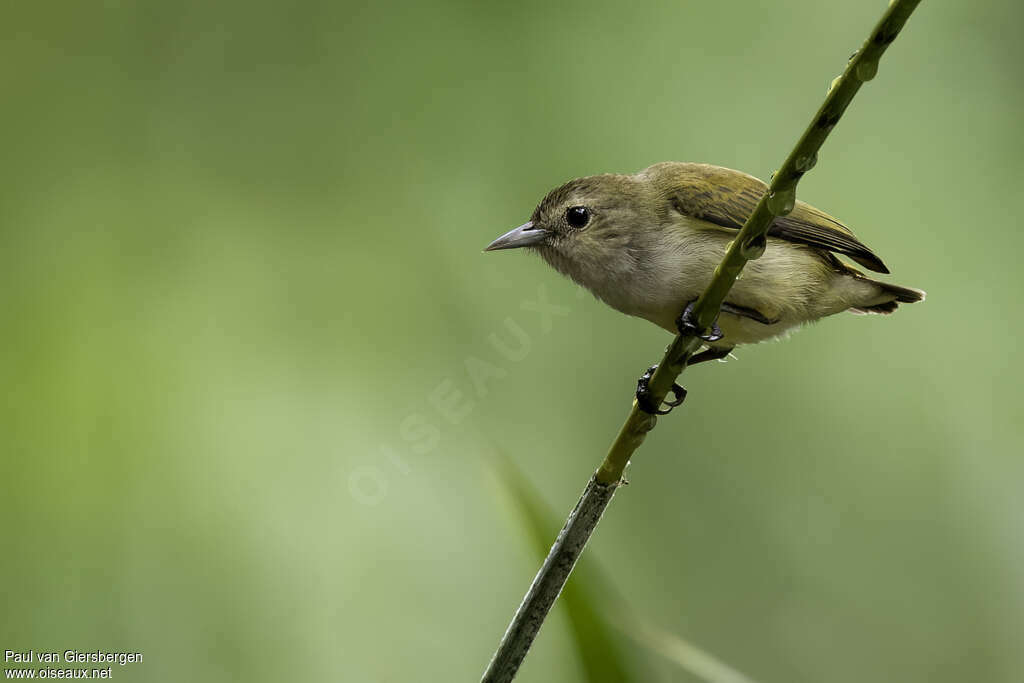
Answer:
[676, 299, 724, 343]
[636, 364, 688, 415]
[663, 383, 687, 408]
[703, 322, 724, 343]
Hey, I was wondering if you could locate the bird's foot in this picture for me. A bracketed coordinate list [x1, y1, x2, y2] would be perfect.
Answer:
[676, 299, 724, 343]
[635, 364, 687, 415]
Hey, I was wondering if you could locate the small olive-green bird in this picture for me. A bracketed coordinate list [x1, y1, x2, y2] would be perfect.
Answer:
[485, 162, 924, 363]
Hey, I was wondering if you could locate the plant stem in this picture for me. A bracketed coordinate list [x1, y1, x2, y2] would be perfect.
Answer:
[482, 1, 923, 680]
[482, 477, 617, 683]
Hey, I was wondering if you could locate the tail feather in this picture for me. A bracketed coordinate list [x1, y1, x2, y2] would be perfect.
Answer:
[877, 281, 926, 304]
[849, 278, 926, 315]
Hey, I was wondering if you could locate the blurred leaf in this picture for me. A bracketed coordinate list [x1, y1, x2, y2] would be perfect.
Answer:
[495, 455, 762, 683]
[617, 618, 759, 683]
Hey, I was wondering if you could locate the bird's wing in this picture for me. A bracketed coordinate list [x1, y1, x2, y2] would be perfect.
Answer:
[665, 164, 889, 273]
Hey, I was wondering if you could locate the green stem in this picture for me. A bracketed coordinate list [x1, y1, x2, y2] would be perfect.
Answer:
[482, 1, 923, 680]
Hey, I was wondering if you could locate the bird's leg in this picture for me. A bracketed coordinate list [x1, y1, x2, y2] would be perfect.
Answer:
[676, 299, 724, 343]
[687, 346, 734, 366]
[635, 364, 687, 415]
[636, 301, 731, 415]
[636, 346, 732, 414]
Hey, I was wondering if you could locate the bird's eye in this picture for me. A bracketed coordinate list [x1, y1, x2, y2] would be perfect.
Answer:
[566, 206, 590, 228]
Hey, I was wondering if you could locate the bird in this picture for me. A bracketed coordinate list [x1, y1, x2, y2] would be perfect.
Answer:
[485, 162, 924, 368]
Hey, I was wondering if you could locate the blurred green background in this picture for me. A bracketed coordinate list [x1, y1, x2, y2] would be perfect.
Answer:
[2, 1, 1022, 681]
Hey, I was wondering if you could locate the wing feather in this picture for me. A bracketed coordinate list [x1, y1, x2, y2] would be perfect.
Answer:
[658, 163, 889, 273]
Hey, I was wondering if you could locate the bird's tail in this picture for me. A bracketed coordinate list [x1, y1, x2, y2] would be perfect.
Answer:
[849, 278, 926, 315]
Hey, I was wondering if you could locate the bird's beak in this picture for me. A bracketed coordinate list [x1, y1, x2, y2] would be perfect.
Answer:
[484, 221, 549, 252]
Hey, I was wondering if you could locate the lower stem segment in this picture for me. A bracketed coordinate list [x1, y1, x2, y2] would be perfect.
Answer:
[480, 476, 619, 683]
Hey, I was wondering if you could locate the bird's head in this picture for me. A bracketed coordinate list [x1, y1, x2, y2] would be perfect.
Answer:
[485, 173, 658, 283]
